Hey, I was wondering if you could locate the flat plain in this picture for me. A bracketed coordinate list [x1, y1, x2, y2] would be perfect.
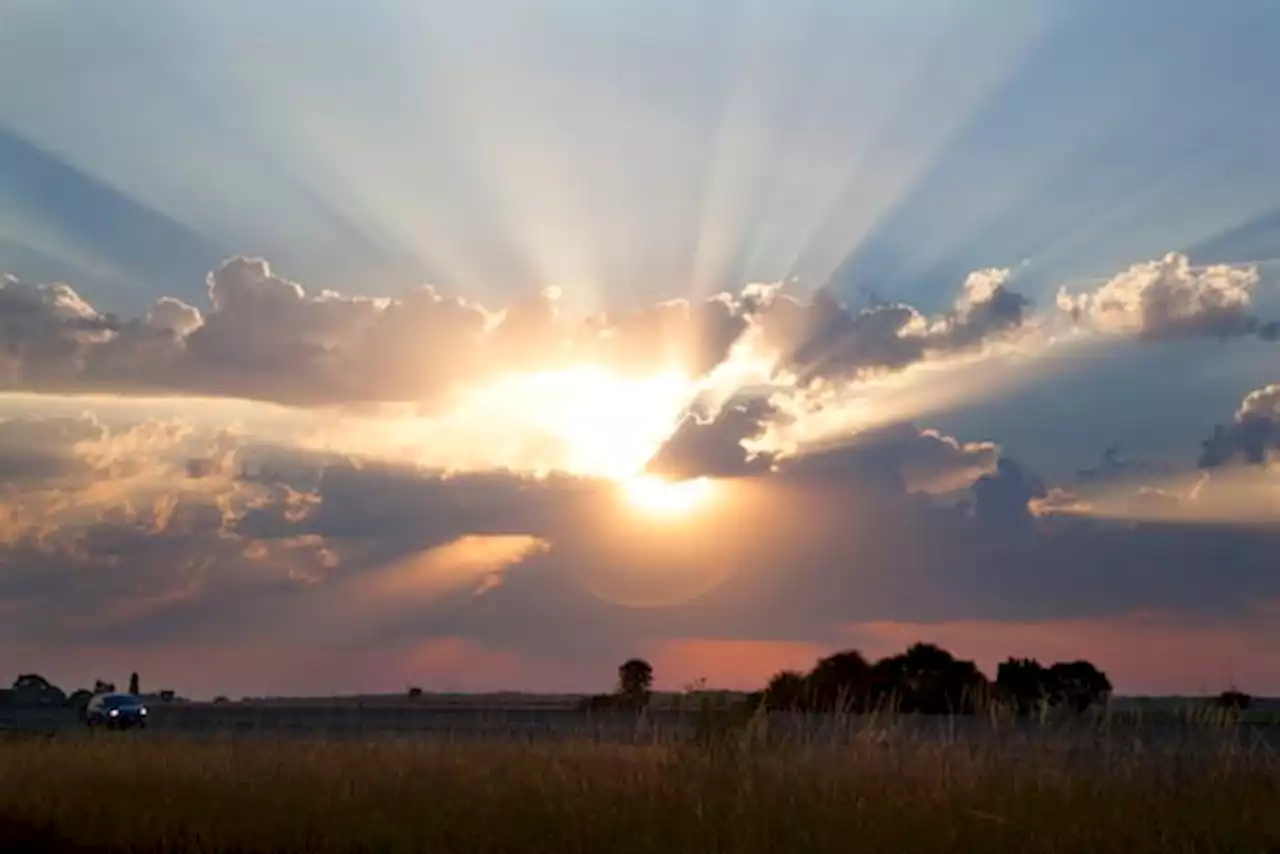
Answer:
[1, 702, 1278, 853]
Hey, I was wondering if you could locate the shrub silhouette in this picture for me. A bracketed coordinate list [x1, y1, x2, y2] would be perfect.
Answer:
[1216, 689, 1252, 711]
[760, 670, 810, 712]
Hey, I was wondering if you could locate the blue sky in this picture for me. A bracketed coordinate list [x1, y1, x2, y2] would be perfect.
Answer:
[6, 0, 1278, 313]
[0, 0, 1278, 696]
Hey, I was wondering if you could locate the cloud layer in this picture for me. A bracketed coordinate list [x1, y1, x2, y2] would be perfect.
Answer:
[0, 252, 1276, 696]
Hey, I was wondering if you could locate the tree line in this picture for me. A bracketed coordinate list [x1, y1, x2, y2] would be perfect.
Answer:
[0, 672, 178, 712]
[584, 645, 1257, 716]
[751, 646, 1113, 716]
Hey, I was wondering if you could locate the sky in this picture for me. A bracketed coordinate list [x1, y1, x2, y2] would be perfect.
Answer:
[0, 0, 1278, 699]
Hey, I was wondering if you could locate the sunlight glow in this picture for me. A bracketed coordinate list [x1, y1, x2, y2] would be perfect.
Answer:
[300, 364, 701, 480]
[622, 474, 716, 517]
[457, 365, 697, 480]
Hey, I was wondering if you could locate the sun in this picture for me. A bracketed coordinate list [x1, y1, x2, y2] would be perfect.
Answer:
[622, 474, 716, 517]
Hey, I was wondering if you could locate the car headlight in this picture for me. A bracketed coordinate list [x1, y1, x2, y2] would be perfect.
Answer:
[109, 709, 119, 717]
[139, 707, 147, 715]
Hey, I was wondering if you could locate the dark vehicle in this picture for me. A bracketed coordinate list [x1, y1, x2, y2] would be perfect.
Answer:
[85, 692, 148, 729]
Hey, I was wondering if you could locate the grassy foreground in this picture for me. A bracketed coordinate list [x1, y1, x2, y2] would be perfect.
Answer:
[0, 727, 1277, 853]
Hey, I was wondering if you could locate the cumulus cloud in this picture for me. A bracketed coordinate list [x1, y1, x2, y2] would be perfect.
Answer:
[0, 258, 768, 409]
[749, 266, 1030, 387]
[1057, 253, 1277, 341]
[644, 396, 778, 479]
[643, 389, 999, 497]
[1199, 384, 1280, 468]
[145, 296, 203, 337]
[0, 250, 1269, 423]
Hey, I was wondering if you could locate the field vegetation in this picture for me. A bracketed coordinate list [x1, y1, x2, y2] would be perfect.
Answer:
[2, 646, 1275, 852]
[1, 713, 1277, 854]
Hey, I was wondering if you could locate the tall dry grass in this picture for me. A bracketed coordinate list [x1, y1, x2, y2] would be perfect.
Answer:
[0, 718, 1276, 853]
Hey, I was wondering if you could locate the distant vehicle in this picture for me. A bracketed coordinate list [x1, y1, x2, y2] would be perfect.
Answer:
[85, 693, 148, 730]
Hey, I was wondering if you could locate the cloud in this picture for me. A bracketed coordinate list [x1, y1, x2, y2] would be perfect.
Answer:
[0, 254, 1045, 417]
[862, 426, 999, 495]
[358, 535, 549, 601]
[1199, 383, 1280, 468]
[0, 257, 766, 409]
[1039, 387, 1280, 527]
[1057, 253, 1277, 341]
[645, 399, 999, 497]
[644, 396, 778, 479]
[2, 252, 1280, 695]
[0, 402, 1277, 695]
[749, 266, 1031, 387]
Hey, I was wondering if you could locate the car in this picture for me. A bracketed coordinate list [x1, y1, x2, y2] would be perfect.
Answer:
[85, 692, 148, 730]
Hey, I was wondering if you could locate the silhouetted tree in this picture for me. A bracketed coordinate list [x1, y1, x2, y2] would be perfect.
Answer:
[128, 672, 140, 695]
[1047, 660, 1112, 713]
[93, 680, 116, 695]
[870, 644, 988, 714]
[159, 690, 176, 703]
[617, 658, 653, 706]
[1216, 689, 1252, 711]
[12, 674, 66, 707]
[996, 658, 1051, 715]
[67, 689, 93, 717]
[807, 650, 872, 712]
[407, 686, 423, 700]
[761, 670, 809, 712]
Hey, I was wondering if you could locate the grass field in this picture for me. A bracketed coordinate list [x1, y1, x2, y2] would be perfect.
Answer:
[0, 719, 1277, 853]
